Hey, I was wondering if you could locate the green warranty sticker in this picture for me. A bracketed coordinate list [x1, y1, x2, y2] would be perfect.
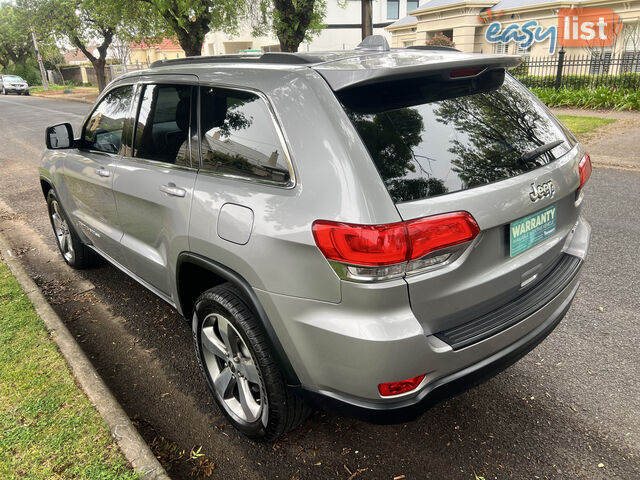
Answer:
[510, 204, 557, 257]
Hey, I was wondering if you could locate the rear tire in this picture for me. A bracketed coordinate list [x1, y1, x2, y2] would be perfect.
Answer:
[46, 190, 98, 269]
[193, 283, 311, 440]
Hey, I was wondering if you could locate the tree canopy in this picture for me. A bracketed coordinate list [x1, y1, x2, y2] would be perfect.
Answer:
[140, 0, 245, 56]
[270, 0, 326, 52]
[27, 0, 165, 90]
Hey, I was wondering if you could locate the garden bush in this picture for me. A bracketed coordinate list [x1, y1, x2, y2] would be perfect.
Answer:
[531, 86, 640, 110]
[516, 72, 640, 90]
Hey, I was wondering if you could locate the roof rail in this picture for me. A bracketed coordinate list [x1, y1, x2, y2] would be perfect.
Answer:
[406, 45, 461, 52]
[149, 52, 317, 68]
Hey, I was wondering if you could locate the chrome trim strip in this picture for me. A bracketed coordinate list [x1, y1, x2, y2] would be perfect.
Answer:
[118, 155, 199, 173]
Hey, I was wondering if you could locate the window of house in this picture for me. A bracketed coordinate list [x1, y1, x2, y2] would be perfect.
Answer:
[199, 87, 292, 185]
[133, 84, 195, 167]
[83, 85, 133, 154]
[404, 40, 415, 47]
[622, 51, 640, 73]
[387, 0, 399, 20]
[622, 24, 640, 72]
[494, 42, 509, 55]
[589, 49, 612, 74]
[516, 45, 531, 57]
[407, 0, 419, 12]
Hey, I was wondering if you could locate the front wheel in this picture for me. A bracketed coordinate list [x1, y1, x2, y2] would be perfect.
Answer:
[193, 284, 311, 440]
[2, 88, 6, 95]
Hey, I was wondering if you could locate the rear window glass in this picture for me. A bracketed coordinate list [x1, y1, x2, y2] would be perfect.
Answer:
[341, 75, 575, 203]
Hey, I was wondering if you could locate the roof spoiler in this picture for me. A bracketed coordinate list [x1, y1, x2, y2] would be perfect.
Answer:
[314, 53, 522, 91]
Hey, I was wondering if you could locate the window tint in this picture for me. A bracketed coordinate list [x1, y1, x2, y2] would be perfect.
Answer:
[200, 87, 291, 184]
[341, 75, 575, 203]
[83, 85, 133, 154]
[133, 84, 194, 167]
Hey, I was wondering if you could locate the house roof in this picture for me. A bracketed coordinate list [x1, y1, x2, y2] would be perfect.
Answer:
[131, 38, 183, 51]
[387, 15, 418, 28]
[490, 0, 568, 10]
[64, 49, 89, 63]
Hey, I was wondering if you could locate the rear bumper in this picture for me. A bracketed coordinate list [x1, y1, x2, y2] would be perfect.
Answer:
[256, 216, 589, 417]
[292, 275, 579, 423]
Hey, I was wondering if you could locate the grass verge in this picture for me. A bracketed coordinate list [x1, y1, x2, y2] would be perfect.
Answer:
[0, 261, 139, 479]
[557, 115, 616, 135]
[31, 84, 99, 94]
[30, 84, 70, 93]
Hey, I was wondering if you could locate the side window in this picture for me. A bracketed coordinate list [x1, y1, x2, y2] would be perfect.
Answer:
[133, 84, 194, 167]
[83, 85, 133, 154]
[200, 87, 291, 185]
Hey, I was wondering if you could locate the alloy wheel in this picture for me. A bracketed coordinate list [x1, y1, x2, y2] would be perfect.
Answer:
[50, 199, 75, 263]
[200, 313, 267, 425]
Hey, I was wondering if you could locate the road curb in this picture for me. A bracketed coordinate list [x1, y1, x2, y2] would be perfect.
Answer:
[30, 92, 97, 104]
[0, 232, 171, 480]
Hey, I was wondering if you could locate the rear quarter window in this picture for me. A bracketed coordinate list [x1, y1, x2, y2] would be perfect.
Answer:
[341, 75, 575, 203]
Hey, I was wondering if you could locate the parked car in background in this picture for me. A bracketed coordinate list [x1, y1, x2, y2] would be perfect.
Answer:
[0, 74, 30, 95]
[39, 37, 591, 441]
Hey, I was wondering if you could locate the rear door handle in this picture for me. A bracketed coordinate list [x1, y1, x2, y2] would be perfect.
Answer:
[95, 168, 111, 178]
[159, 183, 186, 198]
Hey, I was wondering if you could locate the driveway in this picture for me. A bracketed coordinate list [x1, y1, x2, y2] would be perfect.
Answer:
[1, 95, 639, 479]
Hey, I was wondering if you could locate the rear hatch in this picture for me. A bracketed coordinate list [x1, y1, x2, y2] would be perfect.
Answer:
[318, 50, 583, 338]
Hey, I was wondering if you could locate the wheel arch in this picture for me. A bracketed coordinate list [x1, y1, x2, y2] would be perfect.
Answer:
[176, 252, 301, 387]
[40, 176, 54, 199]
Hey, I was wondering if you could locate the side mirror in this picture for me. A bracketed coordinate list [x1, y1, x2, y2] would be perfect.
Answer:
[45, 123, 74, 149]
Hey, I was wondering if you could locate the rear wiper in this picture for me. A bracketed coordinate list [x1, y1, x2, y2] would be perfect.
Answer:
[517, 140, 564, 166]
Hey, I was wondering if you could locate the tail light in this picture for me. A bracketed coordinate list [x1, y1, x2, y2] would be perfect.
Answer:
[378, 374, 426, 396]
[312, 212, 479, 281]
[450, 68, 482, 78]
[578, 153, 592, 190]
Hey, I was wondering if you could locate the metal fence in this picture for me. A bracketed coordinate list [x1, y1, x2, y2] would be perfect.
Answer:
[512, 52, 640, 90]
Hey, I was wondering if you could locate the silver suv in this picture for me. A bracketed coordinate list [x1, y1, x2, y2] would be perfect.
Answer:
[1, 74, 30, 95]
[40, 40, 591, 440]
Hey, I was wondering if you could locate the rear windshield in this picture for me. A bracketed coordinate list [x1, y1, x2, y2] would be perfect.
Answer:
[341, 75, 575, 203]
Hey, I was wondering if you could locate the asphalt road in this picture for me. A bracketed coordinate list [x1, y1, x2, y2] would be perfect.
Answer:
[1, 95, 639, 480]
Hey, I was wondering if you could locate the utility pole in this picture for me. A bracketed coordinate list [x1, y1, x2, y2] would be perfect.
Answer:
[31, 29, 49, 91]
[361, 0, 373, 40]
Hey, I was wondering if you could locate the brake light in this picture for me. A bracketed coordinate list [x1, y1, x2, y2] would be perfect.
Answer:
[450, 68, 482, 78]
[378, 374, 426, 396]
[578, 153, 592, 190]
[312, 212, 479, 279]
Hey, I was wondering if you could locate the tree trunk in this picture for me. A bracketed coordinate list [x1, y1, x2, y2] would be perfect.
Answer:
[166, 14, 208, 57]
[92, 58, 107, 92]
[72, 29, 113, 92]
